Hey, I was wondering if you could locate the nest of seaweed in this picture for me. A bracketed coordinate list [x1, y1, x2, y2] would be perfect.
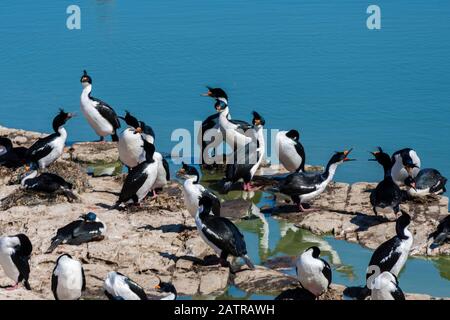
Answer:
[0, 188, 81, 211]
[126, 183, 185, 213]
[4, 160, 91, 192]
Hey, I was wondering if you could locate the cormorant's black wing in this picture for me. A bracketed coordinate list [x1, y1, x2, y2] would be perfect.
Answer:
[26, 133, 58, 163]
[279, 172, 321, 195]
[321, 258, 332, 287]
[51, 266, 58, 300]
[118, 163, 149, 203]
[294, 141, 306, 171]
[162, 158, 170, 181]
[81, 266, 86, 291]
[201, 188, 221, 216]
[391, 282, 405, 300]
[202, 217, 247, 256]
[68, 221, 105, 245]
[366, 237, 401, 279]
[124, 278, 148, 300]
[11, 251, 31, 284]
[90, 95, 121, 130]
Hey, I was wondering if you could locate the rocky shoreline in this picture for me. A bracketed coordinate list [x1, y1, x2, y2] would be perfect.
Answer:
[0, 126, 448, 300]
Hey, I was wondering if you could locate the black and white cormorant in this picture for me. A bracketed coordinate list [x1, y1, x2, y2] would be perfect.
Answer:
[0, 137, 27, 168]
[391, 148, 421, 186]
[195, 196, 255, 270]
[115, 138, 158, 207]
[178, 162, 220, 217]
[118, 111, 146, 168]
[222, 111, 265, 192]
[429, 215, 450, 247]
[46, 212, 106, 253]
[277, 149, 354, 212]
[21, 168, 77, 201]
[199, 87, 252, 163]
[295, 246, 332, 297]
[25, 109, 74, 169]
[154, 279, 177, 300]
[80, 70, 121, 142]
[366, 210, 413, 281]
[404, 168, 447, 198]
[369, 147, 404, 217]
[275, 129, 306, 172]
[104, 271, 148, 300]
[370, 271, 405, 300]
[0, 234, 32, 290]
[51, 254, 86, 300]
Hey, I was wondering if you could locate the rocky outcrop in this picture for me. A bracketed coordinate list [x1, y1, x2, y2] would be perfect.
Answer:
[66, 142, 119, 165]
[271, 182, 450, 256]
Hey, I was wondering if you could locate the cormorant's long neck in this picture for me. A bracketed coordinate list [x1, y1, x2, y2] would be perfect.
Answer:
[82, 84, 92, 99]
[396, 223, 411, 240]
[323, 161, 339, 182]
[21, 170, 38, 186]
[383, 163, 393, 179]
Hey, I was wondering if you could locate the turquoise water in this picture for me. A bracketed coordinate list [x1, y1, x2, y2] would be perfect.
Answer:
[1, 1, 450, 183]
[1, 1, 449, 298]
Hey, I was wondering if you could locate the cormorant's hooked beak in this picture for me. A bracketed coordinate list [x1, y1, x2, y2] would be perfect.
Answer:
[24, 165, 31, 172]
[154, 284, 161, 290]
[67, 112, 76, 119]
[368, 151, 379, 161]
[201, 90, 212, 97]
[343, 148, 355, 162]
[410, 182, 417, 191]
[134, 127, 143, 134]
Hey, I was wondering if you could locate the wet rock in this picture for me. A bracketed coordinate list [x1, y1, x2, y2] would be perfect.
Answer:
[233, 266, 299, 294]
[275, 182, 450, 256]
[68, 142, 119, 164]
[221, 198, 252, 219]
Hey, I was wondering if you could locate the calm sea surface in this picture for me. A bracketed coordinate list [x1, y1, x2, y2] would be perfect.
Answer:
[1, 1, 449, 298]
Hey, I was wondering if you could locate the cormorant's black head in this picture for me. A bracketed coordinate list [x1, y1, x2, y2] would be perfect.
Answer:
[369, 147, 392, 168]
[285, 129, 300, 141]
[252, 111, 265, 127]
[328, 149, 355, 165]
[202, 86, 228, 101]
[52, 109, 74, 132]
[80, 70, 92, 85]
[404, 176, 417, 191]
[155, 281, 177, 296]
[177, 162, 200, 182]
[84, 212, 97, 222]
[306, 246, 321, 258]
[396, 210, 411, 237]
[120, 111, 141, 133]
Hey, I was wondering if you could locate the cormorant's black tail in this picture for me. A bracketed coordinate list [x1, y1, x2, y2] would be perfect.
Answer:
[343, 286, 370, 300]
[433, 232, 448, 246]
[62, 189, 78, 202]
[45, 238, 62, 254]
[242, 255, 255, 270]
[111, 132, 119, 142]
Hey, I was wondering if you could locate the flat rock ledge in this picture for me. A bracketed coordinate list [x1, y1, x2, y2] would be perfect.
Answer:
[271, 182, 450, 256]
